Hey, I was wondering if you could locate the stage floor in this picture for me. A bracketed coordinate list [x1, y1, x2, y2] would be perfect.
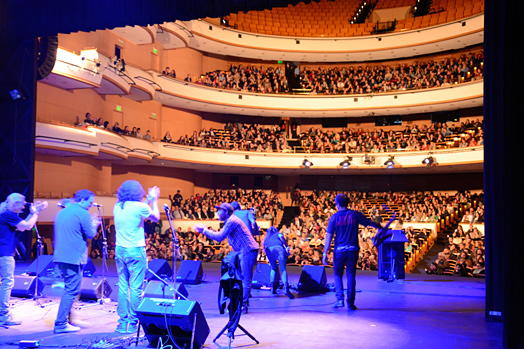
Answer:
[0, 260, 502, 349]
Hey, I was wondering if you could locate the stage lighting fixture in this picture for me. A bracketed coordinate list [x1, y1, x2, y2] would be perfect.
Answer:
[339, 157, 353, 169]
[422, 156, 435, 167]
[362, 154, 375, 165]
[384, 157, 395, 168]
[301, 159, 313, 168]
[9, 89, 22, 100]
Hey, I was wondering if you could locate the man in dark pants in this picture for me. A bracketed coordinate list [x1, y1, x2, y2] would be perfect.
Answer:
[194, 203, 259, 313]
[322, 193, 383, 309]
[0, 193, 47, 326]
[53, 189, 100, 333]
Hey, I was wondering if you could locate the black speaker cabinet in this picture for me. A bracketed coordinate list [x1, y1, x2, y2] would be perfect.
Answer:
[12, 275, 45, 298]
[144, 280, 189, 300]
[79, 278, 112, 300]
[137, 297, 210, 348]
[176, 260, 203, 285]
[24, 255, 56, 277]
[82, 257, 96, 277]
[146, 259, 173, 281]
[252, 263, 280, 289]
[298, 265, 327, 293]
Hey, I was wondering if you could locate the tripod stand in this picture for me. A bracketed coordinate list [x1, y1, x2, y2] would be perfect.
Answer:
[31, 224, 47, 307]
[214, 253, 258, 349]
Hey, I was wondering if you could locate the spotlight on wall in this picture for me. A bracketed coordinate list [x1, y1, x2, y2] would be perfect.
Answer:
[301, 159, 313, 168]
[339, 157, 353, 169]
[384, 156, 395, 168]
[422, 156, 435, 167]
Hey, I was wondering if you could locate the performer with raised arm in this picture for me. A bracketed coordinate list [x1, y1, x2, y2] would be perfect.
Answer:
[0, 193, 47, 326]
[322, 193, 383, 310]
[113, 180, 160, 334]
[53, 189, 100, 333]
[194, 203, 259, 313]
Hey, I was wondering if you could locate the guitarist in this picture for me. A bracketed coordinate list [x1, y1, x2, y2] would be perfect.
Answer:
[322, 193, 388, 310]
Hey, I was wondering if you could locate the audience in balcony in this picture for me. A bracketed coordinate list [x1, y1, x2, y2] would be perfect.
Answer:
[168, 118, 483, 154]
[163, 51, 483, 96]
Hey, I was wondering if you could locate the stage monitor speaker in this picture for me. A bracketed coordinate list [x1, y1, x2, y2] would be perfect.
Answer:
[79, 278, 112, 300]
[146, 259, 173, 281]
[298, 265, 327, 293]
[12, 275, 45, 298]
[176, 260, 203, 284]
[144, 280, 189, 300]
[25, 255, 56, 277]
[252, 263, 280, 289]
[137, 297, 210, 348]
[82, 257, 96, 277]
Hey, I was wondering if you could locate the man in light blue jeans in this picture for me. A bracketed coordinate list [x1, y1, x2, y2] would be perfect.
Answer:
[113, 180, 160, 334]
[115, 246, 147, 330]
[0, 256, 15, 320]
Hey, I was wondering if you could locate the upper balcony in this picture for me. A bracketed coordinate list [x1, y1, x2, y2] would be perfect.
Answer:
[40, 46, 483, 118]
[35, 121, 483, 176]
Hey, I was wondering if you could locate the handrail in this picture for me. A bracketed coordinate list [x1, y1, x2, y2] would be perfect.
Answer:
[130, 148, 160, 158]
[106, 63, 135, 85]
[100, 141, 132, 152]
[55, 59, 101, 75]
[35, 135, 98, 147]
[134, 76, 162, 91]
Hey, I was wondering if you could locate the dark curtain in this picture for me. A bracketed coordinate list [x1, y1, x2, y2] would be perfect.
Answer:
[484, 0, 524, 347]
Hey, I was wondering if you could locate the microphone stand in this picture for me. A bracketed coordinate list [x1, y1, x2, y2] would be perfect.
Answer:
[96, 205, 111, 308]
[145, 267, 188, 301]
[164, 205, 181, 301]
[76, 206, 113, 312]
[32, 224, 45, 307]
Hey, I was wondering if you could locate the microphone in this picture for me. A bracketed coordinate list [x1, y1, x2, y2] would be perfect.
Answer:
[93, 203, 103, 207]
[57, 203, 66, 208]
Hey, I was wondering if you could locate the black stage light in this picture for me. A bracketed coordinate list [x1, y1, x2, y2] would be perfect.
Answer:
[339, 157, 352, 169]
[422, 156, 435, 167]
[301, 159, 313, 168]
[384, 157, 395, 168]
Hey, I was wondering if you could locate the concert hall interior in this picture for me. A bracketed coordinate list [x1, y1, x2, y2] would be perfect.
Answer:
[0, 0, 521, 348]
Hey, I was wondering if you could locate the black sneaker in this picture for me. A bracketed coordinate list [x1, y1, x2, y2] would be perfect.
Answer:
[348, 303, 358, 310]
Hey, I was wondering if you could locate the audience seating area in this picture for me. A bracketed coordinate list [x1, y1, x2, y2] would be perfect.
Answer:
[224, 0, 484, 37]
[183, 50, 483, 95]
[85, 189, 483, 277]
[169, 118, 483, 154]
